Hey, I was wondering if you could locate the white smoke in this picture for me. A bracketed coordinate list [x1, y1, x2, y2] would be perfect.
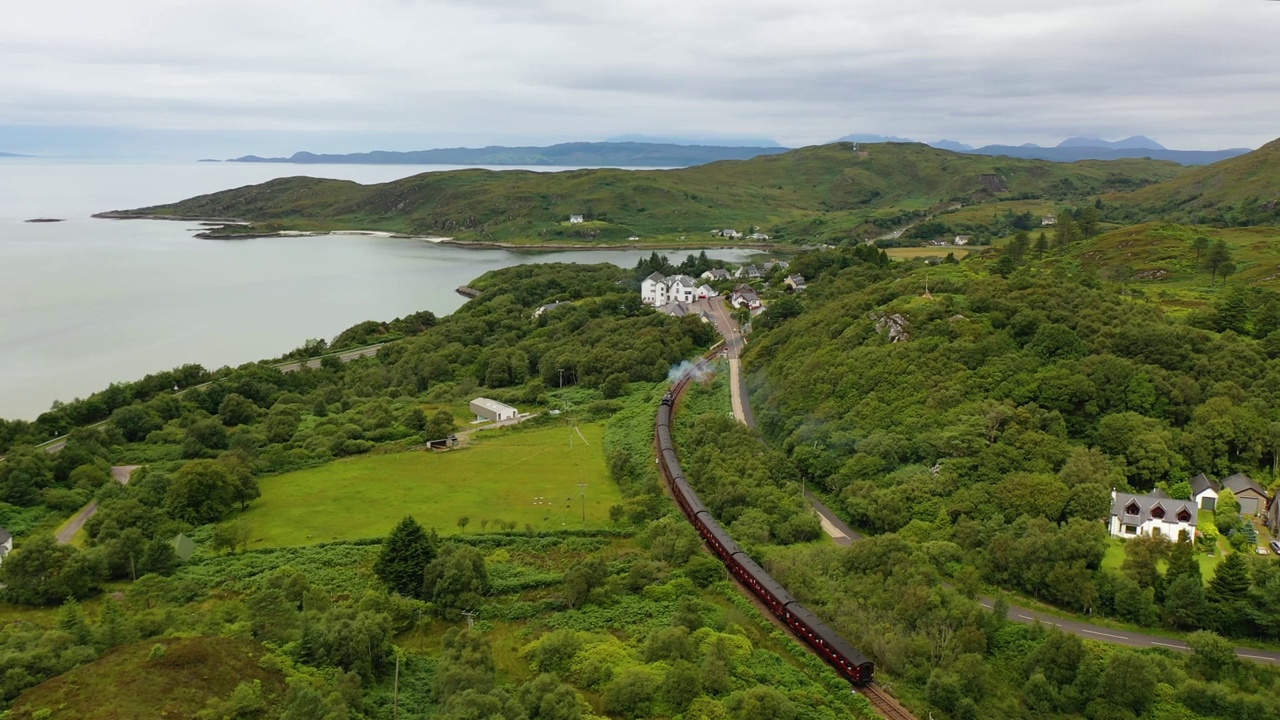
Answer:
[668, 360, 714, 384]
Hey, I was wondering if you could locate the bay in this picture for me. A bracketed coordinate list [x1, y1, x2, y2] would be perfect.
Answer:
[0, 161, 755, 420]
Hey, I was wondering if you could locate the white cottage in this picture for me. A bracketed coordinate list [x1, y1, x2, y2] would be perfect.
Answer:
[1109, 489, 1197, 540]
[641, 273, 698, 307]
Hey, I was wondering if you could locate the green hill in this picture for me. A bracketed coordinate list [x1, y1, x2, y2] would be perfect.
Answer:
[7, 636, 284, 720]
[100, 143, 1183, 245]
[1108, 138, 1280, 225]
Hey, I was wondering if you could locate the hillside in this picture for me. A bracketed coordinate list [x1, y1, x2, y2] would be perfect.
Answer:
[229, 141, 789, 167]
[7, 637, 284, 719]
[1108, 138, 1280, 225]
[102, 143, 1183, 245]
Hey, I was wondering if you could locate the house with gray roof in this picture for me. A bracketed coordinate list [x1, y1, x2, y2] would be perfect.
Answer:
[0, 526, 12, 566]
[1190, 473, 1220, 510]
[1108, 489, 1197, 540]
[1220, 473, 1269, 515]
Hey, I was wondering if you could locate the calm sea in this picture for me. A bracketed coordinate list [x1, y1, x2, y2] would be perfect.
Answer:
[0, 160, 753, 420]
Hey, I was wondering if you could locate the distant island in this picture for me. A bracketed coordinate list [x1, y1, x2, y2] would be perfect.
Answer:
[835, 134, 1250, 165]
[24, 218, 64, 223]
[226, 141, 790, 168]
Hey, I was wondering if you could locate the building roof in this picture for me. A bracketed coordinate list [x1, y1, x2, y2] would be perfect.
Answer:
[0, 526, 11, 545]
[787, 274, 806, 285]
[534, 301, 570, 316]
[1221, 472, 1268, 498]
[1190, 473, 1221, 496]
[1111, 490, 1197, 527]
[644, 271, 666, 283]
[471, 397, 519, 415]
[666, 274, 697, 287]
[659, 301, 694, 317]
[171, 533, 196, 561]
[703, 268, 731, 279]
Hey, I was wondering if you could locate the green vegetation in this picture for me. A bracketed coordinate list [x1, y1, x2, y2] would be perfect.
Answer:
[240, 423, 619, 548]
[1109, 139, 1280, 226]
[5, 637, 285, 720]
[103, 143, 1184, 245]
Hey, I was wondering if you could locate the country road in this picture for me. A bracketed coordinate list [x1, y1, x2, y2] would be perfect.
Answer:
[54, 465, 140, 545]
[713, 297, 1280, 667]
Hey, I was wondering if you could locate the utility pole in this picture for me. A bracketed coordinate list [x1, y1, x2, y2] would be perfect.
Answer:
[462, 611, 477, 631]
[558, 368, 564, 389]
[577, 483, 588, 527]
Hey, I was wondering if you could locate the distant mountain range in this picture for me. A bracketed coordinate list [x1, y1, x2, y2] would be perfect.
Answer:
[0, 151, 30, 158]
[228, 141, 789, 168]
[833, 134, 1249, 165]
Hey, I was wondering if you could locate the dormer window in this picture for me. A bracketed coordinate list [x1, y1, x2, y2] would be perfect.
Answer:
[1177, 508, 1192, 523]
[1150, 505, 1165, 520]
[1126, 502, 1140, 516]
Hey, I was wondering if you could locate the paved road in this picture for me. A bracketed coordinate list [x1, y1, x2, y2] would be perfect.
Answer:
[717, 321, 1280, 666]
[55, 465, 140, 545]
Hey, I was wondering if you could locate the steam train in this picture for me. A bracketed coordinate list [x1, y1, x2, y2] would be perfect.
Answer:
[655, 378, 875, 685]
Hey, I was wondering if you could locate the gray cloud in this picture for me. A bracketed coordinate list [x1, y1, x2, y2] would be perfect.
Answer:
[1, 0, 1277, 154]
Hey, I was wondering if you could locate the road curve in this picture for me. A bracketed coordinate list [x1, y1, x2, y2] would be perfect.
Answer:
[718, 307, 1280, 666]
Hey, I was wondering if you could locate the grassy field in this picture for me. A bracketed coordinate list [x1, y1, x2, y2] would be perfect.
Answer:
[940, 198, 1060, 225]
[239, 422, 620, 547]
[885, 246, 976, 260]
[1066, 222, 1280, 306]
[1102, 535, 1225, 582]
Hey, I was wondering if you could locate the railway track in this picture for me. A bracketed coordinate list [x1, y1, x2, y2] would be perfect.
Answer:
[862, 684, 918, 720]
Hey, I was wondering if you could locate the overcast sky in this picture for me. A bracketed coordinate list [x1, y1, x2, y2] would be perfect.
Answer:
[2, 0, 1277, 156]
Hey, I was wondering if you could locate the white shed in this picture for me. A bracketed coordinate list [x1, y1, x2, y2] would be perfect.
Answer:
[470, 398, 519, 422]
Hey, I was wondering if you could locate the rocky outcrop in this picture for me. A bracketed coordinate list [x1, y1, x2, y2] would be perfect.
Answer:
[870, 311, 910, 342]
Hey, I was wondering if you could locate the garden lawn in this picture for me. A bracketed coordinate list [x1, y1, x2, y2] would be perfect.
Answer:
[239, 422, 620, 548]
[1103, 535, 1225, 584]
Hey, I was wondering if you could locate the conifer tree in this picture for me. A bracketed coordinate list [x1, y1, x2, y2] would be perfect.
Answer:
[57, 597, 94, 645]
[374, 516, 438, 598]
[1207, 552, 1251, 604]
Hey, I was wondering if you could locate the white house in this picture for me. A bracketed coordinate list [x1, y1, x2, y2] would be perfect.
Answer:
[730, 285, 762, 311]
[0, 527, 12, 567]
[748, 232, 771, 241]
[696, 284, 718, 299]
[1109, 489, 1197, 540]
[1042, 214, 1058, 226]
[641, 273, 698, 307]
[953, 235, 972, 246]
[735, 265, 761, 279]
[701, 268, 731, 282]
[533, 301, 570, 319]
[1190, 473, 1220, 510]
[470, 398, 519, 422]
[712, 229, 744, 239]
[785, 274, 807, 292]
[569, 215, 585, 224]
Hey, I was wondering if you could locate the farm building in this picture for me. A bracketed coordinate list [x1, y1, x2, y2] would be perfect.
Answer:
[471, 398, 519, 422]
[1220, 473, 1269, 515]
[1109, 489, 1196, 540]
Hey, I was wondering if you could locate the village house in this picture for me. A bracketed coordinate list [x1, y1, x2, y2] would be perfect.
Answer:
[696, 284, 718, 299]
[712, 229, 744, 239]
[658, 301, 713, 322]
[730, 285, 763, 311]
[1190, 473, 1220, 510]
[1041, 214, 1058, 226]
[533, 301, 570, 319]
[1109, 489, 1197, 540]
[701, 268, 732, 282]
[735, 265, 762, 279]
[785, 274, 807, 292]
[748, 232, 770, 241]
[470, 398, 519, 423]
[953, 235, 972, 245]
[569, 214, 585, 224]
[641, 272, 698, 307]
[0, 526, 11, 567]
[1220, 472, 1269, 515]
[761, 260, 790, 273]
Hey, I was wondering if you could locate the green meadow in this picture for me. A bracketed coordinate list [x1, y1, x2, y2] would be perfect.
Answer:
[239, 422, 620, 548]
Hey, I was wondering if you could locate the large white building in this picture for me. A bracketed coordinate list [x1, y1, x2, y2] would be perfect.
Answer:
[1109, 489, 1197, 540]
[470, 398, 519, 422]
[641, 272, 698, 307]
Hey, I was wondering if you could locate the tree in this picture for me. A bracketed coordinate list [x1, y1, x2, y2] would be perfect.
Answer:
[423, 544, 490, 618]
[110, 404, 161, 442]
[96, 597, 137, 649]
[1186, 630, 1238, 681]
[1033, 232, 1050, 258]
[1, 536, 103, 605]
[375, 516, 438, 598]
[1207, 552, 1251, 604]
[563, 556, 609, 608]
[1163, 573, 1208, 629]
[165, 459, 237, 524]
[183, 419, 229, 458]
[425, 410, 457, 442]
[0, 447, 54, 506]
[1204, 239, 1233, 284]
[57, 597, 94, 645]
[217, 393, 259, 426]
[1215, 287, 1251, 334]
[604, 668, 658, 719]
[659, 660, 701, 714]
[1192, 235, 1211, 264]
[405, 407, 427, 432]
[601, 373, 628, 399]
[211, 522, 252, 555]
[1100, 651, 1157, 716]
[725, 685, 796, 720]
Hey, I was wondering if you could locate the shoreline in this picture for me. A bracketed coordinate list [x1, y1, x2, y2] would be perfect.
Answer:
[91, 212, 787, 253]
